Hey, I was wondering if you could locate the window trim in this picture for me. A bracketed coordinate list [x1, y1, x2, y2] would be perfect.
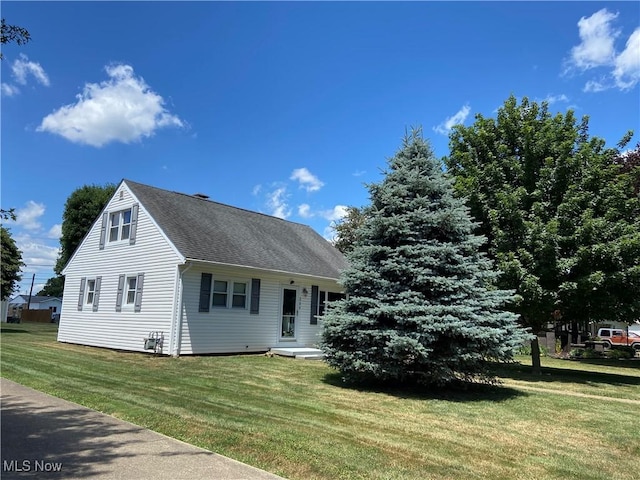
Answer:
[85, 278, 97, 305]
[124, 275, 137, 306]
[108, 208, 133, 243]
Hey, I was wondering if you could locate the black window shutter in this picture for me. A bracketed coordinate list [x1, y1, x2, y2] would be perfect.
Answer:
[134, 273, 144, 312]
[99, 213, 108, 250]
[250, 278, 261, 314]
[92, 276, 102, 312]
[129, 204, 139, 245]
[199, 273, 212, 312]
[78, 277, 86, 311]
[115, 275, 125, 312]
[310, 285, 319, 325]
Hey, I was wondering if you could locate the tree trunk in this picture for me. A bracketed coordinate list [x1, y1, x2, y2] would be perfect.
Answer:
[531, 337, 541, 375]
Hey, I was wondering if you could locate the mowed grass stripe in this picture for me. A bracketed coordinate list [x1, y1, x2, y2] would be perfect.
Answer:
[2, 324, 639, 480]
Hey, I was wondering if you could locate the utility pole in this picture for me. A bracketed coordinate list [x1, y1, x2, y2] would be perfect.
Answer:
[26, 273, 35, 310]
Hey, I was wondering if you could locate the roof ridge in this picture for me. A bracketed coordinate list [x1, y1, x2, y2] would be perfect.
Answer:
[123, 179, 313, 228]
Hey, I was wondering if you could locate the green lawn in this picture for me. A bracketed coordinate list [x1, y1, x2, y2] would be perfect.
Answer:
[2, 323, 639, 480]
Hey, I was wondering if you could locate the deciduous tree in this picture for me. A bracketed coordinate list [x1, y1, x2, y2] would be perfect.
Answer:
[37, 276, 64, 298]
[331, 206, 366, 255]
[445, 95, 639, 373]
[53, 184, 116, 292]
[1, 226, 24, 300]
[0, 18, 31, 60]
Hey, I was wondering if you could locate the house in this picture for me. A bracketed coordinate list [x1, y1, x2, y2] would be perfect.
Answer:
[7, 295, 62, 321]
[58, 179, 347, 355]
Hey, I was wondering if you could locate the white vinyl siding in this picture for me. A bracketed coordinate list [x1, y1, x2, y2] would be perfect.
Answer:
[59, 181, 342, 355]
[58, 184, 181, 352]
[178, 264, 341, 354]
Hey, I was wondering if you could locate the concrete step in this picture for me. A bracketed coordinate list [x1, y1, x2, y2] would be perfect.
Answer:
[270, 347, 323, 358]
[294, 354, 325, 361]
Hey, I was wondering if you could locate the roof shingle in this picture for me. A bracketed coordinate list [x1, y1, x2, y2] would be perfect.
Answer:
[125, 180, 347, 279]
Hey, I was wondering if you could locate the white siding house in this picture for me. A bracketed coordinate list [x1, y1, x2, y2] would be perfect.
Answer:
[8, 295, 63, 320]
[58, 180, 347, 355]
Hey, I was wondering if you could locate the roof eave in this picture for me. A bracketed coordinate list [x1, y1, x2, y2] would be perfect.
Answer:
[184, 257, 343, 282]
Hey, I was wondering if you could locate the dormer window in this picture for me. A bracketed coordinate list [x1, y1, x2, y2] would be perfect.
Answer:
[109, 209, 132, 242]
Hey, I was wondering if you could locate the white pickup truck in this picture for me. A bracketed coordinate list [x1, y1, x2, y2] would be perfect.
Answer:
[597, 328, 640, 350]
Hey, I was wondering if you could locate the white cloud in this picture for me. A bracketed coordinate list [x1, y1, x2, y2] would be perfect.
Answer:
[564, 9, 639, 92]
[14, 201, 46, 231]
[37, 64, 183, 147]
[266, 187, 291, 219]
[569, 9, 620, 70]
[352, 170, 366, 177]
[47, 224, 62, 239]
[1, 83, 20, 97]
[11, 54, 50, 86]
[290, 168, 324, 192]
[323, 226, 336, 242]
[433, 104, 471, 135]
[583, 79, 609, 93]
[252, 184, 262, 196]
[613, 28, 640, 90]
[543, 94, 569, 105]
[320, 205, 348, 222]
[298, 203, 312, 218]
[14, 233, 59, 272]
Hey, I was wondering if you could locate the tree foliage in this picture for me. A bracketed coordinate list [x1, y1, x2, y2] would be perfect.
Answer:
[445, 95, 639, 372]
[0, 18, 31, 60]
[37, 276, 64, 298]
[321, 129, 529, 387]
[55, 183, 117, 275]
[1, 226, 24, 300]
[556, 143, 640, 325]
[332, 206, 366, 255]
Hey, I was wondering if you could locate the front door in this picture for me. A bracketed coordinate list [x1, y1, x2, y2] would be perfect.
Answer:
[280, 287, 297, 340]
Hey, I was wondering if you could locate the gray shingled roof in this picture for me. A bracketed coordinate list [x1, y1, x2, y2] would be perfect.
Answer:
[125, 180, 347, 279]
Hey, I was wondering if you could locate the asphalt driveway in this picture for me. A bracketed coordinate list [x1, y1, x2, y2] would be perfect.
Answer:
[1, 378, 286, 479]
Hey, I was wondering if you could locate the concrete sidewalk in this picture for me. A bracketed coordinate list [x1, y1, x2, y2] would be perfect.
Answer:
[1, 378, 286, 479]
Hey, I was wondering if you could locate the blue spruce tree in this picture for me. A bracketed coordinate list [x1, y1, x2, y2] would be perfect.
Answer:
[321, 129, 530, 386]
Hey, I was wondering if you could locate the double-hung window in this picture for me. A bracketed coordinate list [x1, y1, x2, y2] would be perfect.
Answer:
[116, 273, 145, 312]
[211, 279, 248, 309]
[232, 282, 247, 308]
[86, 279, 96, 305]
[212, 280, 228, 307]
[125, 276, 137, 305]
[109, 209, 132, 242]
[78, 276, 102, 312]
[199, 274, 259, 313]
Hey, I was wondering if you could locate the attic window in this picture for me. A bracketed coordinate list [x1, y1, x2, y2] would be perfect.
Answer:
[109, 209, 132, 242]
[193, 193, 209, 199]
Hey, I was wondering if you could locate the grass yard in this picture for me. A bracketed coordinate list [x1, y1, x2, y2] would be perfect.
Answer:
[1, 323, 639, 480]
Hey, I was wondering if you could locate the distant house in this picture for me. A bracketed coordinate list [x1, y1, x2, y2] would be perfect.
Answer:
[8, 295, 62, 321]
[58, 180, 347, 355]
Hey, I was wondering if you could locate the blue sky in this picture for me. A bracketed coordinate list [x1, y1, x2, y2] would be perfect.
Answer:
[2, 1, 639, 296]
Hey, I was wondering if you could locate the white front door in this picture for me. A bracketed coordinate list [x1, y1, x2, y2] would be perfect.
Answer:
[280, 287, 298, 340]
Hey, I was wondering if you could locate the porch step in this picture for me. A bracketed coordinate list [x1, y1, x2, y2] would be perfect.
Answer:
[294, 353, 325, 361]
[269, 347, 324, 360]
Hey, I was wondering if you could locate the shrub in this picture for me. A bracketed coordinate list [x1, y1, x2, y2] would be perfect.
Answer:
[570, 348, 604, 359]
[569, 349, 583, 359]
[606, 347, 635, 360]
